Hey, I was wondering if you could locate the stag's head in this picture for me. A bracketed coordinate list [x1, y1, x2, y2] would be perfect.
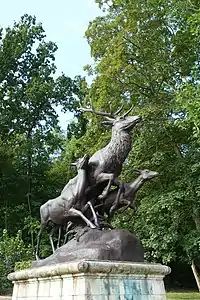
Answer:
[79, 101, 141, 133]
[107, 115, 141, 133]
[135, 169, 159, 180]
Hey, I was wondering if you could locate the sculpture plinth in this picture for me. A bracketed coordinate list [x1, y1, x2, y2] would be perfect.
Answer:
[8, 260, 170, 300]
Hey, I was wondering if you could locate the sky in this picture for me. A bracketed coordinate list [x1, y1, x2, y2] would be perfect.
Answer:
[0, 0, 103, 129]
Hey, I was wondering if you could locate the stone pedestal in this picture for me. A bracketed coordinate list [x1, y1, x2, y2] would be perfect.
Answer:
[8, 260, 170, 300]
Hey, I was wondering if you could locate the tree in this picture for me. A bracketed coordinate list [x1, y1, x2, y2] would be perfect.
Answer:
[0, 14, 93, 291]
[0, 15, 83, 247]
[81, 0, 200, 289]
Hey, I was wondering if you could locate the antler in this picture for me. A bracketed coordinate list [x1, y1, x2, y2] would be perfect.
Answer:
[115, 104, 124, 116]
[121, 105, 134, 118]
[79, 100, 133, 120]
[79, 100, 116, 121]
[108, 102, 124, 116]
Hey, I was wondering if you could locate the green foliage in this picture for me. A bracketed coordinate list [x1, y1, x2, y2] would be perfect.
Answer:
[0, 14, 83, 236]
[0, 230, 33, 292]
[81, 0, 200, 269]
[14, 260, 32, 271]
[167, 292, 200, 300]
[1, 0, 200, 291]
[0, 14, 85, 291]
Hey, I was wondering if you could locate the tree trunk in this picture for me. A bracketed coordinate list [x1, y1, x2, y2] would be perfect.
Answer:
[1, 173, 7, 230]
[191, 260, 200, 292]
[192, 208, 200, 292]
[193, 207, 200, 231]
[27, 129, 34, 250]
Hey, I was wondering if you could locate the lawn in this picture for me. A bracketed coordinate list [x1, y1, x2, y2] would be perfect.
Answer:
[167, 292, 200, 299]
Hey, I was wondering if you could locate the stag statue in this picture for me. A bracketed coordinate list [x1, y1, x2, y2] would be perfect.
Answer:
[33, 102, 161, 267]
[79, 103, 141, 201]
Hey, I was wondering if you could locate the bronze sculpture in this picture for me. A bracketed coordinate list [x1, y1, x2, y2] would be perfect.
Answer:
[79, 104, 141, 201]
[34, 104, 158, 265]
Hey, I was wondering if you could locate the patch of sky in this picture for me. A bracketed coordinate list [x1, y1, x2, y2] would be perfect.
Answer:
[0, 0, 104, 130]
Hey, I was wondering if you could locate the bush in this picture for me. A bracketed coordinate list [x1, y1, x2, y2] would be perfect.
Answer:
[14, 260, 32, 271]
[0, 229, 33, 293]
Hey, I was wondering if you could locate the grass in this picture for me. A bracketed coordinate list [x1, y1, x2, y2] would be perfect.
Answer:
[167, 292, 200, 299]
[0, 292, 199, 300]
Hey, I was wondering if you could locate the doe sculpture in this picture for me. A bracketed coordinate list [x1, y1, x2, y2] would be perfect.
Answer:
[35, 154, 96, 260]
[95, 169, 159, 221]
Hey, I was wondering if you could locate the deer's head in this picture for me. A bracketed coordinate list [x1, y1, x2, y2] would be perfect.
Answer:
[79, 101, 141, 133]
[71, 154, 89, 170]
[135, 169, 159, 180]
[102, 115, 141, 133]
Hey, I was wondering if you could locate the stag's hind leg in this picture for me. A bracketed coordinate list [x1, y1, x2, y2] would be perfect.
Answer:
[87, 201, 99, 227]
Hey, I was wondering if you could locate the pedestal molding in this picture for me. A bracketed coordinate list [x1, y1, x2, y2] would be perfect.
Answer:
[8, 260, 170, 281]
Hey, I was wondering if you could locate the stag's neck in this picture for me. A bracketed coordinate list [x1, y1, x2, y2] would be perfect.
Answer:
[126, 176, 145, 197]
[106, 130, 132, 163]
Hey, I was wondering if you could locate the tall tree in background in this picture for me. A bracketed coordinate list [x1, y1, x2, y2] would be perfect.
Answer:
[1, 2, 200, 291]
[0, 15, 85, 245]
[80, 0, 200, 288]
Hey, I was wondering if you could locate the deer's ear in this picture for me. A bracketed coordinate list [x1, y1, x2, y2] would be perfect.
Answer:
[100, 121, 113, 127]
[135, 169, 141, 174]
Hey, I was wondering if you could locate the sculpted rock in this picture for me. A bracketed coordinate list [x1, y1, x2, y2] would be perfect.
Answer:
[32, 228, 144, 268]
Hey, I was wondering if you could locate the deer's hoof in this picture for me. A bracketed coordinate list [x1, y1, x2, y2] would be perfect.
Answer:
[109, 206, 116, 218]
[98, 193, 106, 200]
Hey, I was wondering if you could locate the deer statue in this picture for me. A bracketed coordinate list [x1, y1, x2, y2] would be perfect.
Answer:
[35, 103, 141, 259]
[60, 168, 157, 247]
[94, 169, 159, 221]
[50, 105, 142, 246]
[79, 102, 141, 202]
[35, 154, 96, 260]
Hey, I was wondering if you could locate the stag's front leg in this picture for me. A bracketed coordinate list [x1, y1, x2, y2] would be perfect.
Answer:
[63, 222, 73, 245]
[96, 172, 115, 200]
[87, 201, 99, 227]
[68, 207, 96, 229]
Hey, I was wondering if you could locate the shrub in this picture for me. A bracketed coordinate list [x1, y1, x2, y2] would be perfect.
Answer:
[0, 229, 33, 293]
[14, 260, 32, 271]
